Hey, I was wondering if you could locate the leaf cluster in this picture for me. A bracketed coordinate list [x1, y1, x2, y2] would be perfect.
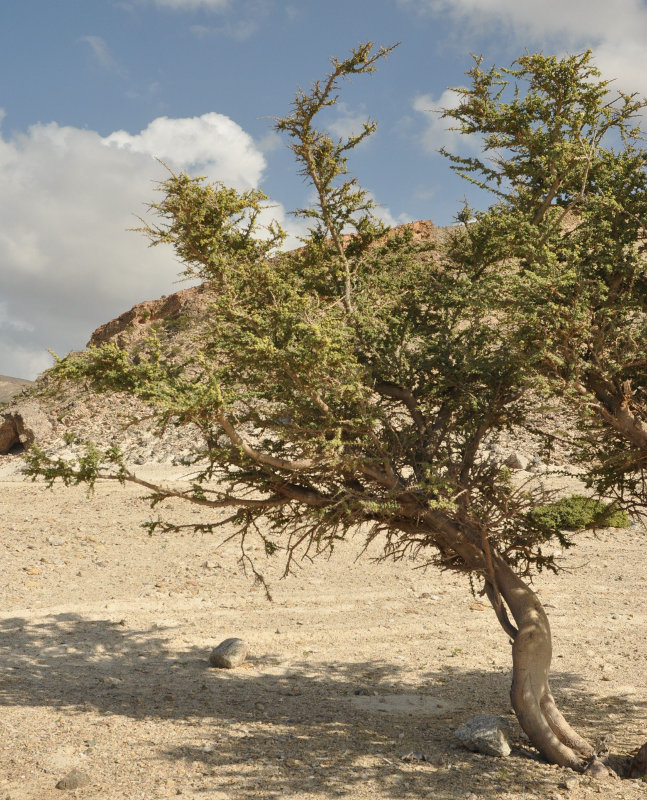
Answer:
[28, 45, 646, 591]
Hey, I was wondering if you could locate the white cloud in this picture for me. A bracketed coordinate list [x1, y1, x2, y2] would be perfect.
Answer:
[402, 0, 647, 95]
[412, 89, 475, 154]
[152, 0, 229, 9]
[372, 202, 413, 229]
[0, 112, 294, 380]
[284, 5, 299, 21]
[79, 35, 126, 77]
[186, 0, 271, 40]
[327, 104, 372, 143]
[104, 113, 266, 188]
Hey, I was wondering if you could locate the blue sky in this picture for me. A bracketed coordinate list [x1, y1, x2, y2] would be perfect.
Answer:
[2, 0, 647, 379]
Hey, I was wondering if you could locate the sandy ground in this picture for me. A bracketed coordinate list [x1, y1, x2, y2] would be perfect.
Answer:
[1, 458, 646, 800]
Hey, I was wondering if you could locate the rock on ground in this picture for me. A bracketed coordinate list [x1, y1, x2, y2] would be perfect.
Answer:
[55, 768, 90, 790]
[454, 714, 513, 757]
[209, 637, 247, 668]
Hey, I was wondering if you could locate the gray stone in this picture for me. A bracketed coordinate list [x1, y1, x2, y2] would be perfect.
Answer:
[558, 775, 580, 791]
[55, 768, 90, 790]
[0, 400, 52, 454]
[503, 452, 530, 470]
[454, 714, 512, 757]
[400, 751, 429, 762]
[209, 637, 247, 669]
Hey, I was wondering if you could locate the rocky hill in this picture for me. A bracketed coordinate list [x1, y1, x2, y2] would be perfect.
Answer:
[0, 219, 576, 470]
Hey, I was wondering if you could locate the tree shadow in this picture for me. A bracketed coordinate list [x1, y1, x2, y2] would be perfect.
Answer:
[1, 614, 644, 798]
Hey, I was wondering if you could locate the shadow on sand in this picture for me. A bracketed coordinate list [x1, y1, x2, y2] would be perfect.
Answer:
[1, 613, 644, 797]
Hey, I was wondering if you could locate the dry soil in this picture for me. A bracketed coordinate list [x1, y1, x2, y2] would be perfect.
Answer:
[0, 458, 646, 800]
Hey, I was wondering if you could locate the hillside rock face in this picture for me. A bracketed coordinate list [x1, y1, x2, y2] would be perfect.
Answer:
[0, 400, 53, 454]
[0, 219, 577, 468]
[88, 282, 214, 348]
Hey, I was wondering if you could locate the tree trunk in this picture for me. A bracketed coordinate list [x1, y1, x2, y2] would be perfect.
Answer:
[492, 557, 598, 770]
[629, 741, 647, 778]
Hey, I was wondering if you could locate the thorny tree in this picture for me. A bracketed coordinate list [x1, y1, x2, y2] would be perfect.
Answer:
[27, 45, 646, 777]
[440, 51, 647, 775]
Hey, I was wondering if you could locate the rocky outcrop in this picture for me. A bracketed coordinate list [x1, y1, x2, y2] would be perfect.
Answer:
[85, 223, 441, 350]
[0, 400, 53, 454]
[87, 282, 214, 348]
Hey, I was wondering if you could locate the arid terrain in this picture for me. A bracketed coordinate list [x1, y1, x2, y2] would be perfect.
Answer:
[0, 375, 33, 405]
[0, 454, 646, 800]
[1, 220, 645, 798]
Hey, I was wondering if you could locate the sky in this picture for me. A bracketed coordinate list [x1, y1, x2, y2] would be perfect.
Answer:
[2, 0, 647, 379]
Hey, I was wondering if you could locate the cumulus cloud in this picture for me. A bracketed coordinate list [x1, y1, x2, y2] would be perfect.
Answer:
[104, 113, 266, 188]
[401, 0, 647, 95]
[0, 112, 293, 380]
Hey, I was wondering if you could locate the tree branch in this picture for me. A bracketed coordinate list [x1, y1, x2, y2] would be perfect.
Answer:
[215, 411, 319, 471]
[374, 381, 427, 433]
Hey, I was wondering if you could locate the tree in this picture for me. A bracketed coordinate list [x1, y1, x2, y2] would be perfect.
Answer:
[26, 45, 646, 777]
[441, 51, 647, 507]
[440, 50, 647, 777]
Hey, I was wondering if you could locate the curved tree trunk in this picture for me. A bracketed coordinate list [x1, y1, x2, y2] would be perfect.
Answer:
[491, 557, 599, 771]
[629, 741, 647, 778]
[420, 512, 610, 773]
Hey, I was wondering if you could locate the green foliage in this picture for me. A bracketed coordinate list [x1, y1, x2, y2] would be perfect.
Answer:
[274, 42, 396, 310]
[442, 50, 647, 506]
[527, 494, 629, 532]
[27, 44, 643, 596]
[134, 171, 286, 285]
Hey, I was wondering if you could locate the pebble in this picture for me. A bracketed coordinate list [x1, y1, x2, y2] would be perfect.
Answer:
[400, 751, 429, 762]
[55, 768, 90, 790]
[558, 775, 579, 791]
[209, 637, 247, 669]
[504, 452, 529, 470]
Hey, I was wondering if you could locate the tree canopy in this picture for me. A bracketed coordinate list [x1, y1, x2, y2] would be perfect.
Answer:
[26, 45, 647, 778]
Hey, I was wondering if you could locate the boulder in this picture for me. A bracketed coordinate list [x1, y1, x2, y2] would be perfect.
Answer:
[209, 637, 247, 669]
[0, 400, 52, 454]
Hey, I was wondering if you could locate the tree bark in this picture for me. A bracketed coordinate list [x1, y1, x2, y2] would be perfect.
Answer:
[628, 741, 647, 778]
[419, 512, 602, 771]
[492, 557, 597, 770]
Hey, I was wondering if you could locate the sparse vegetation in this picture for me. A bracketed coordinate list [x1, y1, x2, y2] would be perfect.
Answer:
[528, 494, 629, 532]
[25, 45, 647, 777]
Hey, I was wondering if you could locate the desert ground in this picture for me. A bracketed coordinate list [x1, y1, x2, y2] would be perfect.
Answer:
[1, 456, 646, 800]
